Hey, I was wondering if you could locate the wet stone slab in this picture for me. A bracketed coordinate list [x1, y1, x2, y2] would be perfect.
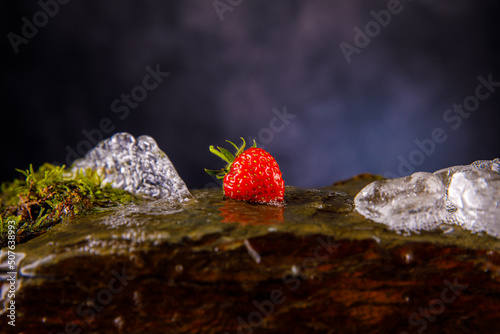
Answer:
[1, 175, 500, 334]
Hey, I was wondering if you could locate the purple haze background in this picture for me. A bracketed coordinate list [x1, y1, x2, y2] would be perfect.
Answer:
[1, 0, 499, 188]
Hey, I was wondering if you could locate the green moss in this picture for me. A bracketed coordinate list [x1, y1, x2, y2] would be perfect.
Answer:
[0, 163, 137, 247]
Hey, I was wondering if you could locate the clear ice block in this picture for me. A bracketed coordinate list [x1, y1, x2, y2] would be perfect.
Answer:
[448, 170, 500, 236]
[72, 132, 192, 201]
[354, 172, 447, 232]
[354, 159, 500, 237]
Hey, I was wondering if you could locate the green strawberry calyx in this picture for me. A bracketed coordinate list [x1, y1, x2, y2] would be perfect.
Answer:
[204, 137, 257, 180]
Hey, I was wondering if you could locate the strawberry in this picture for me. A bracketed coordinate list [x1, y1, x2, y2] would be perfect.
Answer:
[205, 138, 285, 204]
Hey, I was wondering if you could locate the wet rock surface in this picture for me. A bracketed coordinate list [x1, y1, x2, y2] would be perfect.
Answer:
[1, 175, 500, 334]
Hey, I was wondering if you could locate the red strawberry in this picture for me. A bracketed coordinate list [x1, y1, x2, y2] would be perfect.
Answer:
[205, 138, 285, 204]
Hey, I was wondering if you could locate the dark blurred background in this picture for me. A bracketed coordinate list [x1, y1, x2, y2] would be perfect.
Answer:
[1, 0, 500, 189]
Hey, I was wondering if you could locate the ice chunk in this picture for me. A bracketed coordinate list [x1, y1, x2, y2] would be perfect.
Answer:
[435, 158, 500, 175]
[354, 172, 447, 232]
[434, 158, 500, 187]
[355, 158, 500, 237]
[72, 132, 192, 201]
[433, 158, 500, 222]
[448, 170, 500, 236]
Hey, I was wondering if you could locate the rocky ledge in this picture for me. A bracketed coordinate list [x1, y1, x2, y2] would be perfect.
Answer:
[1, 174, 499, 334]
[1, 133, 499, 334]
